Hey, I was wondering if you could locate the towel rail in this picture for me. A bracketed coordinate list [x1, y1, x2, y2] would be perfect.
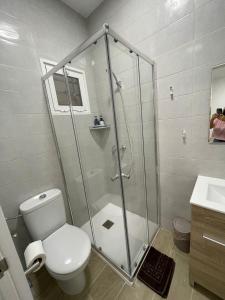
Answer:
[5, 214, 22, 221]
[24, 260, 41, 276]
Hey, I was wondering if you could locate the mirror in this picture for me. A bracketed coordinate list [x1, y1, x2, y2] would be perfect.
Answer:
[209, 64, 225, 144]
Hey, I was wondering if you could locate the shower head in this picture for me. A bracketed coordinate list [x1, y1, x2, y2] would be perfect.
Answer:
[112, 72, 122, 89]
[105, 69, 122, 89]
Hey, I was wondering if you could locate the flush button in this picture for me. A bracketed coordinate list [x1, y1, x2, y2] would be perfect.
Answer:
[39, 193, 47, 200]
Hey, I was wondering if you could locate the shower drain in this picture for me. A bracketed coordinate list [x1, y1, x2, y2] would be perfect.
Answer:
[102, 220, 114, 229]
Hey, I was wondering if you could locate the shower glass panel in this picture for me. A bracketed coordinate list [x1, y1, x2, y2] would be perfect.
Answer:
[138, 58, 159, 227]
[43, 66, 93, 235]
[66, 37, 130, 273]
[107, 36, 149, 273]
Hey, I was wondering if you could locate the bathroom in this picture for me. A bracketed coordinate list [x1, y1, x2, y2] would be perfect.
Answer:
[0, 0, 225, 299]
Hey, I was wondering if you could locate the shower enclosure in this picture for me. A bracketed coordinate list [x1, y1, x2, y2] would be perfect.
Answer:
[42, 24, 159, 279]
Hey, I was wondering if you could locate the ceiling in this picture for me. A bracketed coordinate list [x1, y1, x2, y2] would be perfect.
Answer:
[61, 0, 104, 18]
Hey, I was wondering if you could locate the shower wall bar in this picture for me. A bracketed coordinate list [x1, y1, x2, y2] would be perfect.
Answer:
[42, 23, 155, 81]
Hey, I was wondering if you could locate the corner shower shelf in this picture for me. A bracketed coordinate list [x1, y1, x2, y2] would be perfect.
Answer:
[89, 125, 111, 130]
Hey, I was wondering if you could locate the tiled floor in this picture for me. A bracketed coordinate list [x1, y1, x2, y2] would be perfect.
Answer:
[30, 229, 221, 300]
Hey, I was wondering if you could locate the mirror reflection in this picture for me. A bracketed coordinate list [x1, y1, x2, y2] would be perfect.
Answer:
[209, 64, 225, 143]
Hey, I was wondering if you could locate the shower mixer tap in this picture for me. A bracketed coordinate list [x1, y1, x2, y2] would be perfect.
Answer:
[111, 145, 129, 181]
[111, 173, 130, 181]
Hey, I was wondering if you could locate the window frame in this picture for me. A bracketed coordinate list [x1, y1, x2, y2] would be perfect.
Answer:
[40, 58, 90, 115]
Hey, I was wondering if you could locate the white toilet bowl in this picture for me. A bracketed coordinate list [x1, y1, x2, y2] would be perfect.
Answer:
[43, 223, 91, 295]
[19, 189, 92, 296]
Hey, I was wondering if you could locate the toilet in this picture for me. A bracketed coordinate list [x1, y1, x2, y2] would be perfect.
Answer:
[20, 189, 91, 295]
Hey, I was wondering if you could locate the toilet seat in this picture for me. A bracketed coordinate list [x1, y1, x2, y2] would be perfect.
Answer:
[43, 223, 91, 279]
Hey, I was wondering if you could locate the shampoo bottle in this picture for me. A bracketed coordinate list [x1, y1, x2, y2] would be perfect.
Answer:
[99, 115, 105, 126]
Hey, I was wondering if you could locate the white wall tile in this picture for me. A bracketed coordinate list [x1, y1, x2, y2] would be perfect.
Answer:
[160, 157, 198, 177]
[191, 89, 210, 116]
[195, 0, 225, 39]
[0, 40, 37, 70]
[157, 0, 194, 29]
[197, 158, 225, 179]
[191, 115, 209, 139]
[194, 0, 212, 8]
[122, 1, 159, 45]
[193, 65, 212, 92]
[157, 69, 193, 100]
[0, 11, 34, 47]
[0, 0, 30, 20]
[158, 94, 193, 120]
[149, 13, 194, 58]
[156, 42, 194, 78]
[194, 28, 225, 67]
[0, 90, 47, 114]
[160, 172, 194, 228]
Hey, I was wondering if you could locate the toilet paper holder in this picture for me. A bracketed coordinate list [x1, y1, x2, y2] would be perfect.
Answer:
[25, 260, 41, 277]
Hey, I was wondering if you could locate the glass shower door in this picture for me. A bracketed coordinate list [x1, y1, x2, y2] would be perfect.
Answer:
[65, 36, 131, 274]
[43, 64, 94, 241]
[138, 57, 159, 230]
[107, 35, 150, 274]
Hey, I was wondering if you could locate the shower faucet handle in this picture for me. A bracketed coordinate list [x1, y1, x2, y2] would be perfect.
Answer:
[111, 174, 119, 181]
[111, 173, 130, 181]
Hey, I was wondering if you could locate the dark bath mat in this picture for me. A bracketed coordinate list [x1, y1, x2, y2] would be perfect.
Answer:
[137, 247, 175, 298]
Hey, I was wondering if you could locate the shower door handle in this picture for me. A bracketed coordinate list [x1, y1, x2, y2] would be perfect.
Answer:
[111, 173, 130, 181]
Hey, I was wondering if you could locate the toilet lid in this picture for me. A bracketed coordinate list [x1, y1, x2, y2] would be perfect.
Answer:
[43, 224, 91, 275]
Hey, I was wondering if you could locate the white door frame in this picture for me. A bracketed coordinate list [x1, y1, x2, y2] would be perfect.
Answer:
[0, 206, 33, 300]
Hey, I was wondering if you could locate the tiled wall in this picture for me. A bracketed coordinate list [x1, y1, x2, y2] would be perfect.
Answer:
[0, 0, 88, 262]
[88, 0, 225, 228]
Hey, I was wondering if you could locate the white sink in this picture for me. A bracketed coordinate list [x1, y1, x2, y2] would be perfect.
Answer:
[190, 175, 225, 214]
[207, 184, 225, 204]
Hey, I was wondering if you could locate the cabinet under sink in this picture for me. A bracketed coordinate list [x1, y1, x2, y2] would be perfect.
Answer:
[190, 175, 225, 299]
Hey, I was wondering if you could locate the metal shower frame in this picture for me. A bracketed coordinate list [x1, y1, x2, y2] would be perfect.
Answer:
[42, 23, 160, 280]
